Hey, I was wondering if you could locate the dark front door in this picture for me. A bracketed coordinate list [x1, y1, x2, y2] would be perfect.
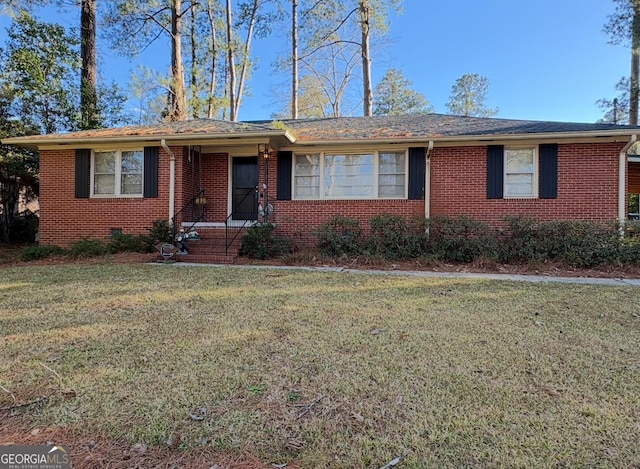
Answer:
[232, 157, 259, 221]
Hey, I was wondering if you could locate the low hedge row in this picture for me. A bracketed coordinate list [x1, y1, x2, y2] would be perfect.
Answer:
[17, 219, 173, 262]
[313, 214, 640, 268]
[19, 215, 640, 268]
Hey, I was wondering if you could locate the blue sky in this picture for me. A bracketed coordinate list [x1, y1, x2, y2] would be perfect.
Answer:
[0, 0, 630, 124]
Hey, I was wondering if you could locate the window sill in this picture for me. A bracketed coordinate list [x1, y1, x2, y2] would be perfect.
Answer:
[90, 195, 144, 199]
[291, 197, 409, 202]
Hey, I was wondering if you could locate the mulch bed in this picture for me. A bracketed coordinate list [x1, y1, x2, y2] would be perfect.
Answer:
[1, 244, 640, 279]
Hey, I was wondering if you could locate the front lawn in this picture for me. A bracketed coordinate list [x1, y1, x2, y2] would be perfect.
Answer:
[1, 264, 639, 468]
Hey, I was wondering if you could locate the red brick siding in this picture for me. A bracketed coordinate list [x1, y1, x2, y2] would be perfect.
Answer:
[203, 153, 229, 222]
[176, 149, 226, 224]
[179, 147, 196, 220]
[258, 154, 278, 215]
[39, 142, 626, 247]
[272, 199, 425, 246]
[430, 143, 624, 224]
[39, 146, 178, 247]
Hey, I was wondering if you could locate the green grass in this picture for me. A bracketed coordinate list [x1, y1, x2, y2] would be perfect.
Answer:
[1, 264, 639, 468]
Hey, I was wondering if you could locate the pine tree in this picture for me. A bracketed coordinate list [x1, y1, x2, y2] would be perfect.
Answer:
[373, 68, 433, 116]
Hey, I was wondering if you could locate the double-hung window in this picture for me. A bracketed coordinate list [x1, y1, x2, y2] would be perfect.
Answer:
[504, 147, 537, 198]
[293, 151, 406, 199]
[92, 150, 144, 197]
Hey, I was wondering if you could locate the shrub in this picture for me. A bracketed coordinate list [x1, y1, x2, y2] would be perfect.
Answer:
[367, 213, 426, 259]
[109, 234, 153, 253]
[9, 211, 39, 244]
[503, 217, 622, 268]
[546, 220, 621, 268]
[620, 239, 640, 265]
[502, 215, 549, 262]
[625, 220, 640, 240]
[68, 238, 109, 259]
[620, 220, 640, 265]
[240, 222, 292, 259]
[313, 215, 362, 256]
[427, 216, 504, 263]
[18, 244, 64, 262]
[147, 218, 173, 244]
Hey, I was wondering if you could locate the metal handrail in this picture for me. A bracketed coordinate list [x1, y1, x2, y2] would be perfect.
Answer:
[225, 187, 257, 255]
[171, 189, 206, 242]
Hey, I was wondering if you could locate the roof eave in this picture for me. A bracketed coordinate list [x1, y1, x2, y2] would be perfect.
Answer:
[3, 128, 635, 150]
[290, 129, 640, 147]
[1, 129, 296, 150]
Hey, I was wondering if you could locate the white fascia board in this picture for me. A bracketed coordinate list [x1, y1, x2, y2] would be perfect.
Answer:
[2, 130, 294, 150]
[286, 130, 640, 148]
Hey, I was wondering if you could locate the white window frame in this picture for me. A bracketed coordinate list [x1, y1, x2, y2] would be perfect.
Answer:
[292, 150, 408, 200]
[90, 149, 144, 198]
[504, 146, 538, 199]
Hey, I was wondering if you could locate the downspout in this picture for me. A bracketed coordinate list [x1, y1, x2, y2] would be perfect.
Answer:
[619, 134, 637, 230]
[161, 139, 176, 224]
[425, 140, 434, 220]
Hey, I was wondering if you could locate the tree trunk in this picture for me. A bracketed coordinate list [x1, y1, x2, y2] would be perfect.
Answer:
[0, 178, 19, 242]
[190, 3, 199, 119]
[170, 0, 188, 121]
[226, 0, 237, 121]
[631, 1, 640, 126]
[359, 0, 372, 117]
[206, 0, 218, 119]
[234, 0, 259, 120]
[80, 0, 98, 129]
[292, 0, 299, 119]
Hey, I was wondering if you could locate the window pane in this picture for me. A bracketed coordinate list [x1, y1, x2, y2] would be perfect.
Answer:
[294, 154, 320, 198]
[506, 148, 534, 173]
[121, 151, 143, 173]
[121, 174, 143, 195]
[94, 151, 116, 173]
[325, 154, 374, 197]
[378, 152, 405, 198]
[95, 174, 115, 194]
[505, 148, 535, 197]
[379, 152, 405, 174]
[506, 174, 534, 196]
[379, 184, 406, 197]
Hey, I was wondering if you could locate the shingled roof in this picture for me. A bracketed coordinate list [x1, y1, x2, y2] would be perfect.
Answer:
[272, 114, 640, 141]
[2, 114, 639, 148]
[4, 119, 284, 141]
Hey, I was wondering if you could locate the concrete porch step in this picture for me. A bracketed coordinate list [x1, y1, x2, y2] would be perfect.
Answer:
[175, 227, 247, 264]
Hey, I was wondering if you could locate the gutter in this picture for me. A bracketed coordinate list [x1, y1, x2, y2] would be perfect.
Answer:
[1, 130, 295, 149]
[425, 140, 434, 219]
[285, 130, 640, 147]
[619, 134, 637, 226]
[3, 128, 636, 150]
[161, 139, 176, 225]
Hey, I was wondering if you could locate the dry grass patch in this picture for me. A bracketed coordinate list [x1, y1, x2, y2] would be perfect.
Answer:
[1, 264, 639, 468]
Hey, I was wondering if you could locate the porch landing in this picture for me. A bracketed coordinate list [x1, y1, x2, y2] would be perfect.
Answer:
[176, 227, 245, 264]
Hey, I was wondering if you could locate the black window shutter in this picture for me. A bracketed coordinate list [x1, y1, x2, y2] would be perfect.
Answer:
[277, 151, 292, 200]
[539, 143, 558, 199]
[143, 146, 159, 198]
[486, 145, 504, 199]
[75, 149, 90, 198]
[408, 147, 425, 200]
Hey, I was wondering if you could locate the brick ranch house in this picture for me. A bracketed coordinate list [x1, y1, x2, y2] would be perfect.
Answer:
[3, 114, 640, 263]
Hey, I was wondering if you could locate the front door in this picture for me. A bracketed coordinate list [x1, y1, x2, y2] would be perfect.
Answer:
[231, 157, 259, 221]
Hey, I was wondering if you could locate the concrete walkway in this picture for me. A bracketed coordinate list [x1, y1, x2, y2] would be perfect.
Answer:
[168, 262, 640, 287]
